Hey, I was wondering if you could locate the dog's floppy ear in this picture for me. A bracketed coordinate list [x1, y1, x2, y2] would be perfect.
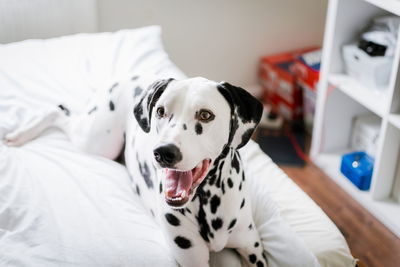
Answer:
[134, 78, 174, 133]
[217, 82, 263, 149]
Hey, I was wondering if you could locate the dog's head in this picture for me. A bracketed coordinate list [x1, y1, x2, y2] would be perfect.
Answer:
[134, 77, 262, 208]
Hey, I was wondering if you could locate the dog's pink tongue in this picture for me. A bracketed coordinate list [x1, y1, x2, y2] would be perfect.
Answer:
[165, 170, 193, 198]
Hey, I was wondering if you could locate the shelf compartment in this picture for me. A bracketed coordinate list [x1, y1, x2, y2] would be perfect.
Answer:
[371, 123, 400, 200]
[320, 83, 380, 153]
[313, 151, 400, 237]
[329, 74, 389, 117]
[328, 0, 392, 74]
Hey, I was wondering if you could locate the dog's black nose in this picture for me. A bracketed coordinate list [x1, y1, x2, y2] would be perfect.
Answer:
[153, 144, 182, 167]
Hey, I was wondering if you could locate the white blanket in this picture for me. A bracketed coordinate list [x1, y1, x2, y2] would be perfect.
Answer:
[0, 26, 355, 267]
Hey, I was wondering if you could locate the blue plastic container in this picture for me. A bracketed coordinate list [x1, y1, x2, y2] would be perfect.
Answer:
[340, 151, 374, 191]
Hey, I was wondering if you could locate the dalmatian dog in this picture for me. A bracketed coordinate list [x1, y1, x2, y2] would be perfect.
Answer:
[5, 75, 266, 267]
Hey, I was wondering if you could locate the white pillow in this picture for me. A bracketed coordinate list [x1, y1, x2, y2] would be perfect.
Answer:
[0, 26, 185, 115]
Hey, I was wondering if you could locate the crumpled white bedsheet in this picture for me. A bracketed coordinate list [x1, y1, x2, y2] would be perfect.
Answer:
[0, 26, 355, 267]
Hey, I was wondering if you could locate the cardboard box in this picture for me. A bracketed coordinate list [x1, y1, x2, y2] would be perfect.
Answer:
[259, 47, 319, 121]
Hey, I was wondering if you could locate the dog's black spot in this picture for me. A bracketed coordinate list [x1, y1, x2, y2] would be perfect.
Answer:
[240, 199, 245, 209]
[200, 194, 208, 205]
[262, 252, 267, 262]
[207, 151, 227, 186]
[227, 178, 234, 188]
[182, 124, 187, 130]
[239, 182, 242, 191]
[211, 218, 223, 231]
[196, 185, 212, 243]
[228, 219, 237, 230]
[178, 209, 185, 216]
[254, 242, 259, 247]
[150, 209, 155, 217]
[174, 236, 192, 249]
[228, 115, 239, 147]
[239, 128, 255, 148]
[221, 181, 225, 194]
[134, 86, 143, 97]
[206, 190, 211, 197]
[159, 183, 163, 193]
[215, 160, 225, 188]
[132, 75, 139, 81]
[185, 208, 192, 214]
[195, 122, 203, 135]
[138, 160, 153, 189]
[249, 254, 257, 264]
[109, 82, 118, 93]
[58, 104, 70, 116]
[88, 106, 97, 115]
[135, 184, 141, 196]
[169, 114, 174, 123]
[109, 100, 115, 111]
[231, 152, 240, 173]
[256, 261, 264, 267]
[248, 223, 253, 230]
[242, 172, 245, 181]
[165, 213, 180, 226]
[210, 195, 221, 214]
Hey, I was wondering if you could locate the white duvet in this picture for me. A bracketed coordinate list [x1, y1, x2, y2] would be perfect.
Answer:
[0, 26, 355, 267]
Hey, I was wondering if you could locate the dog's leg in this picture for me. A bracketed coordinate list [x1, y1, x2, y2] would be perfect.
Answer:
[4, 78, 135, 159]
[4, 108, 65, 146]
[160, 212, 211, 267]
[235, 225, 268, 267]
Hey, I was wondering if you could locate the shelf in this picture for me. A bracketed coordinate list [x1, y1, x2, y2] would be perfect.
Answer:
[328, 74, 389, 117]
[364, 0, 400, 16]
[389, 114, 400, 130]
[314, 151, 400, 237]
[313, 0, 400, 238]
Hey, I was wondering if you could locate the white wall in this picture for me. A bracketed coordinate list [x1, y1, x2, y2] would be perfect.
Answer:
[0, 0, 98, 43]
[98, 0, 328, 87]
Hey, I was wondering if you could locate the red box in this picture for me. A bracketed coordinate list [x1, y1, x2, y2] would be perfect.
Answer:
[292, 49, 321, 91]
[258, 47, 319, 121]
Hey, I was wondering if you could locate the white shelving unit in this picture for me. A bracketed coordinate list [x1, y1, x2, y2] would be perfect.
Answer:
[311, 0, 400, 237]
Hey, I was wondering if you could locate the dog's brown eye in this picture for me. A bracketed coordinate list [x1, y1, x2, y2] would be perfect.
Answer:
[198, 109, 214, 122]
[156, 106, 165, 118]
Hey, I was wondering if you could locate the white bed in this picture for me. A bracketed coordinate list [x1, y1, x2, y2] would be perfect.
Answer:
[0, 26, 356, 267]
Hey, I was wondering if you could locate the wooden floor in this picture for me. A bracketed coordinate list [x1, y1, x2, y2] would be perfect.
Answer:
[280, 162, 400, 267]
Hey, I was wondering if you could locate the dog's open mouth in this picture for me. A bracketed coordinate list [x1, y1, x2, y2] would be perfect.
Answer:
[164, 159, 211, 207]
